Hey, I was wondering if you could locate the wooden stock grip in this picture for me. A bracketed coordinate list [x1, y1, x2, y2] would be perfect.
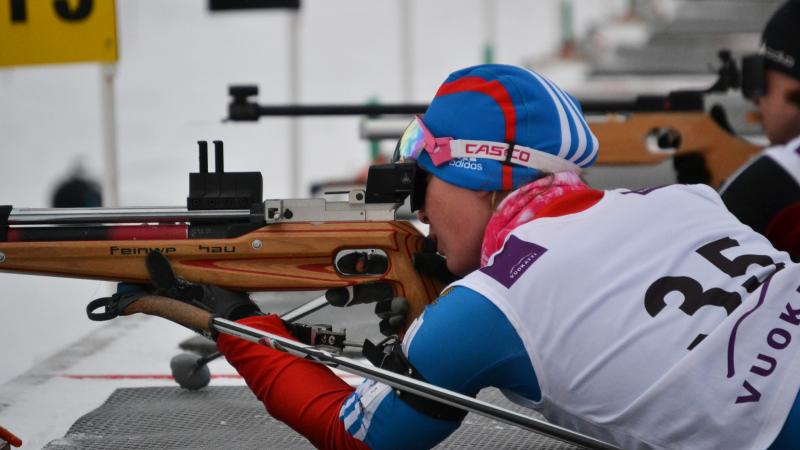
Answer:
[123, 295, 212, 333]
[591, 113, 760, 188]
[382, 244, 443, 324]
[0, 221, 444, 323]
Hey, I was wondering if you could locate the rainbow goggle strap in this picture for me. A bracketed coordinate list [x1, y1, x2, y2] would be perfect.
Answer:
[392, 115, 583, 174]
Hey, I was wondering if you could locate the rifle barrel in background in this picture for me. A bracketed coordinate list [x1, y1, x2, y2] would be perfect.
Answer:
[223, 50, 763, 190]
[226, 86, 703, 122]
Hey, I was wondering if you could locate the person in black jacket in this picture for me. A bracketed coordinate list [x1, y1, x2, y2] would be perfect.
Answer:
[721, 0, 800, 255]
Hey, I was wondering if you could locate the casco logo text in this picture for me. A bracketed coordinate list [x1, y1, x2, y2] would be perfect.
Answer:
[464, 143, 531, 163]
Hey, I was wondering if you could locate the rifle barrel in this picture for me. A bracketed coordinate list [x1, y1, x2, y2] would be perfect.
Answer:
[246, 102, 647, 117]
[256, 104, 429, 116]
[8, 207, 253, 225]
[230, 97, 697, 120]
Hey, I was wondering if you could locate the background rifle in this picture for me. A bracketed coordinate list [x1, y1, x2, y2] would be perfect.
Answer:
[228, 51, 762, 188]
[0, 141, 442, 325]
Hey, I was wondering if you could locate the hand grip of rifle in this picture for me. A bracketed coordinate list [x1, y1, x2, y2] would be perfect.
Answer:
[123, 295, 214, 334]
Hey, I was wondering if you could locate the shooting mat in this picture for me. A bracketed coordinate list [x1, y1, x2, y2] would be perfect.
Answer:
[44, 386, 577, 449]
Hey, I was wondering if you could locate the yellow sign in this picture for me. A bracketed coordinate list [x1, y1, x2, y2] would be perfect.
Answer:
[0, 0, 118, 68]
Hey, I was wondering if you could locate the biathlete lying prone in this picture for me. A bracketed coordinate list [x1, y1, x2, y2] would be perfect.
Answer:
[91, 63, 800, 450]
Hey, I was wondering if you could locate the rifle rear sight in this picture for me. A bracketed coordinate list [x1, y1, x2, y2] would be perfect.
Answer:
[188, 140, 263, 212]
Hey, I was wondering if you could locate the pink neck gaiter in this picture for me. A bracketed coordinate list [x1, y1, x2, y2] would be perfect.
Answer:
[480, 171, 589, 266]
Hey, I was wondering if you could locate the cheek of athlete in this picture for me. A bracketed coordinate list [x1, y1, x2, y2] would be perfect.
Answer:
[417, 176, 494, 277]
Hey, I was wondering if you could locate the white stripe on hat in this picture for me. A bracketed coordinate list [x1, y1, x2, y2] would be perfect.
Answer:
[578, 128, 600, 167]
[560, 89, 599, 167]
[541, 75, 587, 163]
[525, 69, 571, 159]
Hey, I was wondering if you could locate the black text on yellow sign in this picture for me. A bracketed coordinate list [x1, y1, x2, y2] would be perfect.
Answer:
[0, 0, 118, 68]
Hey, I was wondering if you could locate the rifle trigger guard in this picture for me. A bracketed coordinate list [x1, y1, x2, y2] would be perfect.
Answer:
[86, 297, 118, 321]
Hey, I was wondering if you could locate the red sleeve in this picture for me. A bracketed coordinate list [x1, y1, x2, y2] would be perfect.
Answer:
[0, 425, 22, 447]
[216, 315, 369, 450]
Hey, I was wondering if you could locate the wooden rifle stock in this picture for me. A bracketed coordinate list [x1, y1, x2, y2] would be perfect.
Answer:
[590, 111, 760, 188]
[0, 220, 443, 325]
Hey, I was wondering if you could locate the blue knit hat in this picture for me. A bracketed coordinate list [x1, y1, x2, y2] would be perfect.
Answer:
[416, 64, 598, 191]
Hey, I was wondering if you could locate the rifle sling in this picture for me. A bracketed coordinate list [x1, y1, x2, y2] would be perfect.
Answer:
[362, 338, 468, 422]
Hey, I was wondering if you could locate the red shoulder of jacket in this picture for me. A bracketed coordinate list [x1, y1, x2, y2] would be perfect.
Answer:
[534, 188, 604, 219]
